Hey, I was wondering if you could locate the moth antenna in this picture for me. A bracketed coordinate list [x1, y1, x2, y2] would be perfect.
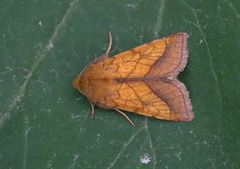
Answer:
[105, 32, 112, 55]
[115, 109, 135, 126]
[92, 32, 113, 64]
[89, 102, 95, 118]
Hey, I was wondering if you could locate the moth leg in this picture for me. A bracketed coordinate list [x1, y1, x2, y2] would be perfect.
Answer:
[115, 109, 135, 126]
[89, 102, 95, 118]
[93, 32, 112, 63]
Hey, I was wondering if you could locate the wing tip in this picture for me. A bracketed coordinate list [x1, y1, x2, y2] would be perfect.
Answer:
[173, 32, 189, 39]
[172, 110, 195, 122]
[183, 110, 195, 121]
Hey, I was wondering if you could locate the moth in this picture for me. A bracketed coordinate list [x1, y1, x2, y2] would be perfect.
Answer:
[73, 33, 194, 125]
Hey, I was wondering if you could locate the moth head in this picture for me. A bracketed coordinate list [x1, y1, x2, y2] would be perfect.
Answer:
[72, 73, 88, 95]
[72, 63, 91, 92]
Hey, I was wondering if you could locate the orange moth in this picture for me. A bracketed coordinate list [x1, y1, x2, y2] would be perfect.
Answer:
[73, 33, 194, 125]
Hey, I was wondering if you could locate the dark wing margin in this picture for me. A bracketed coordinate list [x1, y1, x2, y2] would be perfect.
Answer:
[146, 32, 189, 78]
[145, 79, 194, 121]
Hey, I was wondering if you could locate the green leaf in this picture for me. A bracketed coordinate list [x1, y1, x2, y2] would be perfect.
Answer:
[1, 0, 240, 168]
